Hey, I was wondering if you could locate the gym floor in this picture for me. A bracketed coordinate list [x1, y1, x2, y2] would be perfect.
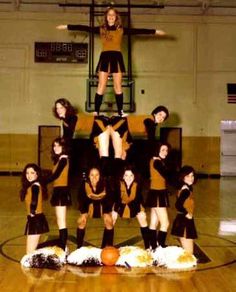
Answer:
[0, 175, 235, 292]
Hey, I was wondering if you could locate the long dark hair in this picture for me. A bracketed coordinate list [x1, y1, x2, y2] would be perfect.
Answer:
[20, 163, 48, 201]
[122, 164, 137, 180]
[53, 98, 76, 119]
[178, 165, 196, 188]
[102, 7, 122, 29]
[154, 142, 170, 158]
[51, 137, 68, 164]
[88, 167, 105, 193]
[151, 105, 169, 121]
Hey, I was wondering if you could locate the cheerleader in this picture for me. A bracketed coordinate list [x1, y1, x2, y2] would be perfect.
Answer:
[146, 142, 170, 249]
[20, 163, 49, 254]
[46, 137, 71, 250]
[53, 98, 78, 143]
[57, 7, 166, 116]
[76, 167, 114, 248]
[130, 105, 169, 179]
[112, 166, 149, 249]
[171, 166, 197, 254]
[91, 115, 132, 177]
[144, 105, 169, 143]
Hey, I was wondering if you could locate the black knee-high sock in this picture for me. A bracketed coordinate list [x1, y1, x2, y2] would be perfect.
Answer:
[100, 156, 110, 177]
[77, 228, 85, 248]
[149, 229, 157, 250]
[115, 93, 123, 116]
[95, 93, 103, 115]
[140, 227, 150, 249]
[37, 238, 61, 249]
[59, 228, 68, 250]
[113, 158, 124, 179]
[101, 228, 114, 248]
[157, 231, 167, 247]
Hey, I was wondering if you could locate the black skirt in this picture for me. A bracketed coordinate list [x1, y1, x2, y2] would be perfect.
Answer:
[24, 213, 49, 235]
[90, 115, 110, 138]
[79, 197, 112, 217]
[117, 201, 142, 218]
[90, 116, 132, 152]
[145, 189, 170, 208]
[50, 186, 72, 207]
[91, 116, 130, 138]
[96, 51, 126, 73]
[171, 213, 198, 239]
[110, 116, 130, 138]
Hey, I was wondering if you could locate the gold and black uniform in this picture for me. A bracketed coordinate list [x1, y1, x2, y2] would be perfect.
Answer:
[61, 114, 78, 142]
[114, 180, 144, 218]
[143, 116, 157, 142]
[78, 178, 114, 218]
[171, 184, 197, 239]
[90, 115, 132, 151]
[145, 157, 170, 208]
[24, 181, 49, 235]
[143, 116, 159, 176]
[67, 24, 156, 73]
[48, 155, 72, 206]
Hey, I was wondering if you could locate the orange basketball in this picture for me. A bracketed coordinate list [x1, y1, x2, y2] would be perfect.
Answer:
[101, 246, 120, 266]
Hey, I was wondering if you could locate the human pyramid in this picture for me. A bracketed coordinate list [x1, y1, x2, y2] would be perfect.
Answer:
[20, 7, 198, 269]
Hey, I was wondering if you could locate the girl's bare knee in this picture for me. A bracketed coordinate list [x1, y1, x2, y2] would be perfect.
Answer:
[103, 214, 113, 229]
[77, 215, 87, 228]
[137, 211, 147, 226]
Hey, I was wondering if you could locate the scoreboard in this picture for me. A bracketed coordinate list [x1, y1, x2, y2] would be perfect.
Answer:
[34, 42, 88, 63]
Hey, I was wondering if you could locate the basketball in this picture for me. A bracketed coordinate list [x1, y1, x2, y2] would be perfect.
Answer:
[101, 246, 120, 266]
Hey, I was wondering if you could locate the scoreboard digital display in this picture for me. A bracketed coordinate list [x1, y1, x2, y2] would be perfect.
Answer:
[34, 42, 88, 63]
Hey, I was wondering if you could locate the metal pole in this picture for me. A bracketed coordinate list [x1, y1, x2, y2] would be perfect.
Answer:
[127, 0, 132, 81]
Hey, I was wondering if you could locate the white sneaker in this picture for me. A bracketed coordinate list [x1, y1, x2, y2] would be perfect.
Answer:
[118, 110, 128, 117]
[65, 245, 69, 256]
[93, 112, 106, 117]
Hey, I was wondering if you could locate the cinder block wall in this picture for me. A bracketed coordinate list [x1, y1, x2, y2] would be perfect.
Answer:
[1, 12, 235, 173]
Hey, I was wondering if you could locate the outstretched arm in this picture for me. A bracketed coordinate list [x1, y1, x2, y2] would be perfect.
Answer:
[155, 29, 166, 36]
[56, 24, 100, 33]
[56, 24, 68, 30]
[124, 27, 166, 36]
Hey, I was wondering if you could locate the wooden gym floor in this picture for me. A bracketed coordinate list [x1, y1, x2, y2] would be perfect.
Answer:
[0, 175, 236, 292]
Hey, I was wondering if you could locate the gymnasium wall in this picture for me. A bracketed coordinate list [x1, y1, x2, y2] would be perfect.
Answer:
[0, 11, 235, 173]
